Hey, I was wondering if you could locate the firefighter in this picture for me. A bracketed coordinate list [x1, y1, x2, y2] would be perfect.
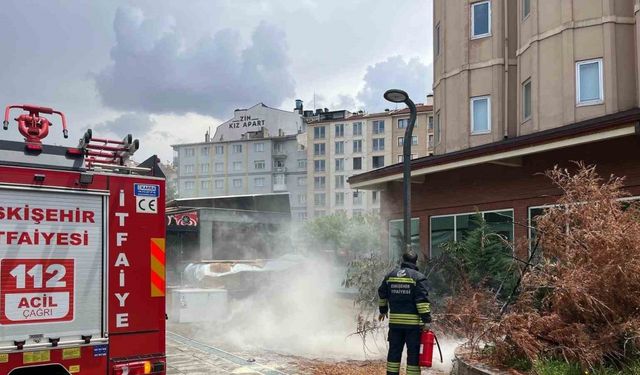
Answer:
[378, 250, 431, 375]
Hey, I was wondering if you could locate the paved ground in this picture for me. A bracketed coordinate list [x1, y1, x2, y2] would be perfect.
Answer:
[166, 331, 448, 374]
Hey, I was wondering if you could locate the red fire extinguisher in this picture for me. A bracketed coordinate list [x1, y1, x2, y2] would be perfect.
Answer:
[419, 330, 443, 367]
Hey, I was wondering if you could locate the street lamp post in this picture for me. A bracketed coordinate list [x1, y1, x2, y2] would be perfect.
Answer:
[384, 89, 417, 255]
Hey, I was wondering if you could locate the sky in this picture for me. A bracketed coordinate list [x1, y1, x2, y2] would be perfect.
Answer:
[0, 0, 433, 162]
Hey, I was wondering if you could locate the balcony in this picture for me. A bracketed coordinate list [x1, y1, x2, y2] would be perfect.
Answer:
[274, 167, 287, 173]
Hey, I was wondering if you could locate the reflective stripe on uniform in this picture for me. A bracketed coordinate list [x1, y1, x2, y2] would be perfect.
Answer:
[389, 313, 421, 325]
[387, 361, 400, 373]
[387, 277, 416, 284]
[406, 365, 421, 375]
[379, 298, 388, 307]
[416, 302, 431, 314]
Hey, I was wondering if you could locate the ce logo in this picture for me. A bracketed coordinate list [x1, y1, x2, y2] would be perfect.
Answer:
[137, 198, 157, 213]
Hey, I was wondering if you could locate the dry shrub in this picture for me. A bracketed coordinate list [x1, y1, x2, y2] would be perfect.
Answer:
[442, 163, 640, 368]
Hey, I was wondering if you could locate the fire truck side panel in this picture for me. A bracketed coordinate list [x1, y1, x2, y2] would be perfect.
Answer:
[2, 345, 108, 375]
[107, 175, 166, 353]
[0, 165, 109, 191]
[108, 331, 164, 357]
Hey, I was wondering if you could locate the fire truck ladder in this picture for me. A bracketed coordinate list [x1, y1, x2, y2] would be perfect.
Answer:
[78, 129, 149, 173]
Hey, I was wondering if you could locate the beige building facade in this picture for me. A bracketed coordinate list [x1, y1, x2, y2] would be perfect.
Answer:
[305, 105, 433, 219]
[433, 0, 640, 154]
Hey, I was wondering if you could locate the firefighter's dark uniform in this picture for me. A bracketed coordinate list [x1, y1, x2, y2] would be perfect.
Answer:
[378, 261, 431, 375]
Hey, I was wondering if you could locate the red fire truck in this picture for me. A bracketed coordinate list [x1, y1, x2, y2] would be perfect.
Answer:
[0, 105, 166, 375]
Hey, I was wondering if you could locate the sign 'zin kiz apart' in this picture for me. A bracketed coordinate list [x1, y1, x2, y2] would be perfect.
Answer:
[228, 115, 265, 129]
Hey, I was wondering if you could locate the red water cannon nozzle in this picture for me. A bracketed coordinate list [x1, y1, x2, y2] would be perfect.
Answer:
[3, 104, 69, 150]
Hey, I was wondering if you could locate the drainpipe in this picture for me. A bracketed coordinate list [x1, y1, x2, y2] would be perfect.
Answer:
[503, 0, 510, 139]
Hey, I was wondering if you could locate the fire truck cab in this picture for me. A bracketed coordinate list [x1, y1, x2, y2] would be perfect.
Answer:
[0, 105, 166, 375]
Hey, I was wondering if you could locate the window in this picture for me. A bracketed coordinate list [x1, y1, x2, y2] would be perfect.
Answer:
[297, 212, 308, 221]
[297, 194, 307, 205]
[233, 161, 243, 171]
[215, 145, 224, 155]
[274, 159, 285, 168]
[353, 157, 362, 170]
[254, 160, 265, 170]
[232, 144, 242, 153]
[298, 159, 307, 169]
[215, 162, 224, 172]
[200, 180, 210, 190]
[372, 191, 379, 204]
[471, 1, 491, 39]
[335, 192, 345, 206]
[428, 116, 434, 131]
[335, 175, 345, 189]
[215, 179, 223, 189]
[373, 120, 385, 134]
[233, 179, 242, 188]
[201, 147, 210, 156]
[353, 140, 362, 153]
[314, 176, 326, 190]
[335, 141, 344, 155]
[523, 0, 530, 19]
[435, 111, 441, 143]
[353, 122, 363, 136]
[430, 210, 514, 258]
[428, 134, 434, 148]
[184, 164, 194, 174]
[297, 176, 307, 186]
[523, 79, 532, 121]
[353, 191, 364, 205]
[314, 193, 326, 207]
[471, 96, 491, 134]
[398, 118, 409, 129]
[273, 143, 284, 154]
[200, 163, 210, 174]
[314, 143, 326, 156]
[254, 177, 265, 187]
[372, 138, 385, 151]
[434, 23, 440, 57]
[275, 174, 286, 186]
[335, 123, 344, 137]
[398, 155, 404, 163]
[184, 148, 195, 157]
[335, 158, 344, 171]
[314, 126, 326, 139]
[254, 142, 264, 152]
[576, 59, 603, 105]
[389, 218, 420, 261]
[184, 181, 194, 190]
[314, 160, 326, 172]
[372, 156, 385, 168]
[398, 137, 404, 147]
[412, 136, 418, 145]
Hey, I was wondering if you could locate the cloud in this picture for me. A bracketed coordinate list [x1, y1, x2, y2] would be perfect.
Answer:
[90, 113, 157, 138]
[357, 56, 432, 112]
[95, 6, 295, 118]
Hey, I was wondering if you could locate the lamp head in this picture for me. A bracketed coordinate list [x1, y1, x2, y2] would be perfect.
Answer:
[383, 89, 409, 103]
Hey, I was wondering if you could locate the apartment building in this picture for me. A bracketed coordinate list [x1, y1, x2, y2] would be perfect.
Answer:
[306, 104, 433, 219]
[172, 103, 309, 220]
[350, 0, 640, 261]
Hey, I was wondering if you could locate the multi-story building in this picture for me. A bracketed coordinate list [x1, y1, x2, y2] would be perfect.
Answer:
[172, 102, 309, 220]
[350, 0, 640, 261]
[306, 103, 433, 219]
